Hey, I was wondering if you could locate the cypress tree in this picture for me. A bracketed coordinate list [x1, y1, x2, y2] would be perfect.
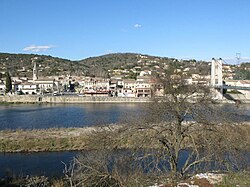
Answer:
[5, 72, 12, 93]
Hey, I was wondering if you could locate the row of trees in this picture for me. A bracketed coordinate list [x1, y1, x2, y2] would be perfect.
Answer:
[4, 72, 12, 94]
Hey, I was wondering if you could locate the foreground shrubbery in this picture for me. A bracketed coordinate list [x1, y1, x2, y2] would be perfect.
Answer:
[1, 171, 249, 187]
[216, 171, 250, 187]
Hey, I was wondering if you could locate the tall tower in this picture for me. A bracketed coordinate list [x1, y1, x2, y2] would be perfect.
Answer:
[210, 58, 223, 86]
[211, 58, 216, 86]
[33, 59, 38, 81]
[236, 53, 241, 64]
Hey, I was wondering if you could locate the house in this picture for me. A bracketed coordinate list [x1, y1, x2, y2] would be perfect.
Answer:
[95, 78, 110, 91]
[121, 88, 136, 97]
[83, 77, 110, 92]
[117, 79, 136, 97]
[34, 78, 57, 93]
[139, 70, 151, 76]
[123, 79, 136, 90]
[135, 79, 152, 97]
[82, 77, 111, 96]
[18, 82, 38, 95]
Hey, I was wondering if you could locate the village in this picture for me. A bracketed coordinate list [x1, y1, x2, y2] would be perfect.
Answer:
[0, 57, 250, 99]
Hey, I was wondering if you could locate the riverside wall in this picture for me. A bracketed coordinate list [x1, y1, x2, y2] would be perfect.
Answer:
[0, 95, 152, 103]
[0, 95, 249, 104]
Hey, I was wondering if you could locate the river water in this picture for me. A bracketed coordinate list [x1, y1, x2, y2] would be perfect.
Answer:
[0, 103, 249, 178]
[0, 103, 144, 130]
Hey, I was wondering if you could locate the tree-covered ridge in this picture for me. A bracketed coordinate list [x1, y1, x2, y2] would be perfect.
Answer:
[234, 62, 250, 80]
[0, 53, 88, 77]
[0, 52, 211, 78]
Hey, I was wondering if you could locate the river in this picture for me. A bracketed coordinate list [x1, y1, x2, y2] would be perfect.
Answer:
[0, 103, 249, 178]
[0, 103, 144, 130]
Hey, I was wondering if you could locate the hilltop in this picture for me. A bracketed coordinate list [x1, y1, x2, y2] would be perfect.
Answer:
[0, 52, 212, 78]
[0, 53, 86, 77]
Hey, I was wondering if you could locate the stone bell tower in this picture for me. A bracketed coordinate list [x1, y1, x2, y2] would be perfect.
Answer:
[32, 58, 38, 81]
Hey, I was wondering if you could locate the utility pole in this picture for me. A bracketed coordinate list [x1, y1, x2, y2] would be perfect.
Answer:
[236, 53, 241, 65]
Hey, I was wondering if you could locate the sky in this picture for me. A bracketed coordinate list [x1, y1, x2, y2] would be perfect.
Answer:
[1, 0, 250, 63]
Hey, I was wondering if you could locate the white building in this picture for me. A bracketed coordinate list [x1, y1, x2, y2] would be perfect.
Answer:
[135, 76, 152, 97]
[82, 77, 110, 95]
[139, 70, 151, 76]
[18, 82, 38, 95]
[122, 79, 136, 97]
[32, 79, 57, 93]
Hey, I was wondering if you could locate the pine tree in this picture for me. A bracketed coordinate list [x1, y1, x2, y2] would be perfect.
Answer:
[5, 72, 12, 93]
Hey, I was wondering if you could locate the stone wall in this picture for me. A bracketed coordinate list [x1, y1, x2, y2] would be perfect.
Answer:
[0, 95, 151, 103]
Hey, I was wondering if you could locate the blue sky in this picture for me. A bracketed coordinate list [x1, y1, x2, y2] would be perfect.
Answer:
[1, 0, 250, 62]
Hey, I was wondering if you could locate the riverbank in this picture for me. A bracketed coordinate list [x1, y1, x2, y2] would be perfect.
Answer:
[1, 123, 249, 153]
[1, 95, 250, 104]
[0, 95, 152, 104]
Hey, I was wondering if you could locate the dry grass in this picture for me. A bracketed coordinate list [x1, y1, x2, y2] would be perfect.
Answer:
[215, 172, 250, 187]
[0, 123, 249, 153]
[0, 127, 94, 152]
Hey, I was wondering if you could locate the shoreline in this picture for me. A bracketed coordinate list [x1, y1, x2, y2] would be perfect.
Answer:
[1, 123, 249, 153]
[0, 95, 152, 104]
[0, 95, 249, 104]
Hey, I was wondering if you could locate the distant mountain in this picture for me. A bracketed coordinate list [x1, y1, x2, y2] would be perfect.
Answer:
[0, 52, 210, 78]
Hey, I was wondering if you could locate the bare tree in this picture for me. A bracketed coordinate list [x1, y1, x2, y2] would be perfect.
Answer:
[121, 67, 248, 181]
[69, 65, 248, 185]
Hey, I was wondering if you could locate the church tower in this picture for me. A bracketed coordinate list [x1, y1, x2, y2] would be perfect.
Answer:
[33, 59, 38, 81]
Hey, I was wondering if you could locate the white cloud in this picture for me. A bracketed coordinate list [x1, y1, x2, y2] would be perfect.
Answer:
[134, 24, 142, 28]
[23, 45, 55, 52]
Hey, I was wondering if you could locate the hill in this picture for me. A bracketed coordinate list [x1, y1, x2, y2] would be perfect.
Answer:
[0, 53, 87, 77]
[0, 52, 210, 78]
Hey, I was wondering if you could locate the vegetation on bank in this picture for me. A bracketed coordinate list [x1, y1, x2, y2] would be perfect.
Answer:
[1, 170, 249, 187]
[216, 172, 250, 187]
[0, 128, 91, 152]
[0, 123, 249, 153]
